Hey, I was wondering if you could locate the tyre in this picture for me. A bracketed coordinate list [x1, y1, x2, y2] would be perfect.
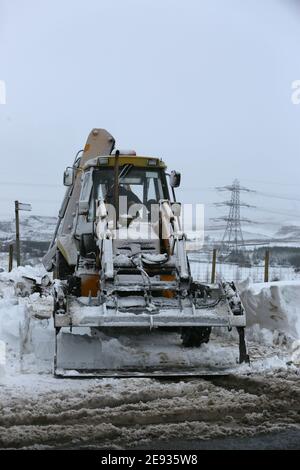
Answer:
[181, 327, 212, 347]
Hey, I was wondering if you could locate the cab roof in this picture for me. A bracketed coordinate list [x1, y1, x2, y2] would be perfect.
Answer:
[82, 155, 167, 171]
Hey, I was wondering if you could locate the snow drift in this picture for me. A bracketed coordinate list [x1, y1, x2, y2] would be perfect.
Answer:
[240, 280, 300, 340]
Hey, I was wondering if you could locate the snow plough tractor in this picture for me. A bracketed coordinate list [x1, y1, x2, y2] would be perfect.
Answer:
[43, 128, 249, 376]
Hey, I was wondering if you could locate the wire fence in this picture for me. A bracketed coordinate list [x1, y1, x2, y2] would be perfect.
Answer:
[188, 254, 300, 284]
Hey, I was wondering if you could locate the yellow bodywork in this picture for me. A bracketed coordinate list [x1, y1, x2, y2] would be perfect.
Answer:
[83, 155, 166, 170]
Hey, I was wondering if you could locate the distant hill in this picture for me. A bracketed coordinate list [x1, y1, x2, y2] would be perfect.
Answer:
[187, 220, 300, 250]
[0, 215, 57, 243]
[0, 215, 57, 263]
[275, 224, 300, 239]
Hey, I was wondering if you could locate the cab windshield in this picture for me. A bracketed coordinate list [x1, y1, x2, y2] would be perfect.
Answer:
[89, 166, 169, 220]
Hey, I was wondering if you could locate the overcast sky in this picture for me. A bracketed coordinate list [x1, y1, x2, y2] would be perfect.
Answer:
[0, 0, 300, 227]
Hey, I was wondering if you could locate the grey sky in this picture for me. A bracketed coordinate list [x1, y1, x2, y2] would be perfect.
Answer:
[0, 0, 300, 227]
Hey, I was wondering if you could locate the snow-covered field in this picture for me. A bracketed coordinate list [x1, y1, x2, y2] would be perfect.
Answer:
[0, 266, 299, 449]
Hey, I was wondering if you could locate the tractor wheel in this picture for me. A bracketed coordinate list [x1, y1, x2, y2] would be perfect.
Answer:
[181, 327, 212, 347]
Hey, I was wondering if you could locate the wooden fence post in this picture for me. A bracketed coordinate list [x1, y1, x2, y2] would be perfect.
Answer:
[264, 249, 270, 282]
[15, 201, 21, 266]
[211, 248, 217, 283]
[8, 243, 14, 272]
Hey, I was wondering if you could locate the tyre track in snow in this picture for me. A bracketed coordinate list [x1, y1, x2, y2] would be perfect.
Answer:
[206, 373, 300, 400]
[0, 371, 299, 449]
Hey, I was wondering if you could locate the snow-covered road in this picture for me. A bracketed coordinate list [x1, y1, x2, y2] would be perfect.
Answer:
[0, 267, 299, 449]
[0, 367, 299, 449]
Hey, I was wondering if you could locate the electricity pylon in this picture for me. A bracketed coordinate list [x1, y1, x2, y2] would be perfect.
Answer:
[213, 179, 254, 255]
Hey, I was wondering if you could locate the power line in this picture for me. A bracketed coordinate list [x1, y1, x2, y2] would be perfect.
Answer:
[241, 178, 300, 187]
[179, 186, 300, 203]
[253, 191, 300, 203]
[0, 181, 61, 188]
[0, 197, 61, 204]
[254, 207, 300, 218]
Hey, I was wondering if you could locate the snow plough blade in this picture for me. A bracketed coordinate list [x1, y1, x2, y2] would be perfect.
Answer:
[54, 330, 247, 378]
[53, 283, 248, 377]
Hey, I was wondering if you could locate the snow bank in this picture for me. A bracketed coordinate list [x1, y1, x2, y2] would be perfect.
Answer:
[0, 295, 54, 378]
[240, 280, 300, 340]
[0, 265, 54, 379]
[0, 264, 48, 284]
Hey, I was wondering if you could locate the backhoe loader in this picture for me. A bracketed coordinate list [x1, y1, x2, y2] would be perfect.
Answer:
[43, 129, 249, 376]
